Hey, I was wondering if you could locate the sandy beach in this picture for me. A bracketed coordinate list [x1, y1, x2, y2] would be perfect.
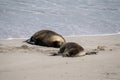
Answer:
[0, 34, 120, 80]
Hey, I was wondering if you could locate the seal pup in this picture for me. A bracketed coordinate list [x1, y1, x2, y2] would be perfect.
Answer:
[52, 42, 97, 57]
[26, 30, 66, 48]
[55, 42, 86, 57]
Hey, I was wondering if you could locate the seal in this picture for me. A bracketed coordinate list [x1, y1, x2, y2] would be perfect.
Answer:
[57, 42, 86, 57]
[26, 30, 66, 48]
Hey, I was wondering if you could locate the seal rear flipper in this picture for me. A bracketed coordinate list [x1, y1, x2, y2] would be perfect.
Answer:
[75, 51, 86, 57]
[86, 51, 98, 55]
[24, 39, 35, 45]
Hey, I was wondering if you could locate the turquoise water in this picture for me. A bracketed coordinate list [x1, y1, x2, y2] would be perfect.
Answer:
[0, 0, 120, 39]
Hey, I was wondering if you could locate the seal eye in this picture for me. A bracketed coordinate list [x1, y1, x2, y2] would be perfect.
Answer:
[53, 41, 61, 48]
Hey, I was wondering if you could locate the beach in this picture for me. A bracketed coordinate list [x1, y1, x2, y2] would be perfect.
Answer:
[0, 34, 120, 80]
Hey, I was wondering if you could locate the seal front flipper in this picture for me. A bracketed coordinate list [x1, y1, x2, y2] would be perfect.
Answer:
[50, 52, 62, 56]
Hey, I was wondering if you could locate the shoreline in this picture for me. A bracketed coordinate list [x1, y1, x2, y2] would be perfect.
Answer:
[0, 32, 120, 40]
[68, 32, 120, 37]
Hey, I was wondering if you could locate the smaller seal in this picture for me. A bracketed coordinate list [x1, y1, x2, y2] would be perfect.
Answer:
[57, 42, 86, 57]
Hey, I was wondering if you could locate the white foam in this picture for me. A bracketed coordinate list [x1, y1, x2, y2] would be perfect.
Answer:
[4, 38, 28, 40]
[117, 32, 120, 34]
[66, 33, 120, 37]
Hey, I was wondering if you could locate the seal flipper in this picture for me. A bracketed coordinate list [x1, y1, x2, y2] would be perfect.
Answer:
[50, 52, 62, 56]
[86, 51, 98, 55]
[24, 37, 35, 45]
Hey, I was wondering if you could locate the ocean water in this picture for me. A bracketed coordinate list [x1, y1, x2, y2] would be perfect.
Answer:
[0, 0, 120, 39]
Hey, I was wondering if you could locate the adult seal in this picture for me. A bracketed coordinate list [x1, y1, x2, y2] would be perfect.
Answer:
[26, 30, 66, 48]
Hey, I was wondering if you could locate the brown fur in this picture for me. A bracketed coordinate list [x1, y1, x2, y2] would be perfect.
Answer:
[27, 30, 66, 48]
[58, 42, 86, 57]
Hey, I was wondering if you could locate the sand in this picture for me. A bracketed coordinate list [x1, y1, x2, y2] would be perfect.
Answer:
[0, 34, 120, 80]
